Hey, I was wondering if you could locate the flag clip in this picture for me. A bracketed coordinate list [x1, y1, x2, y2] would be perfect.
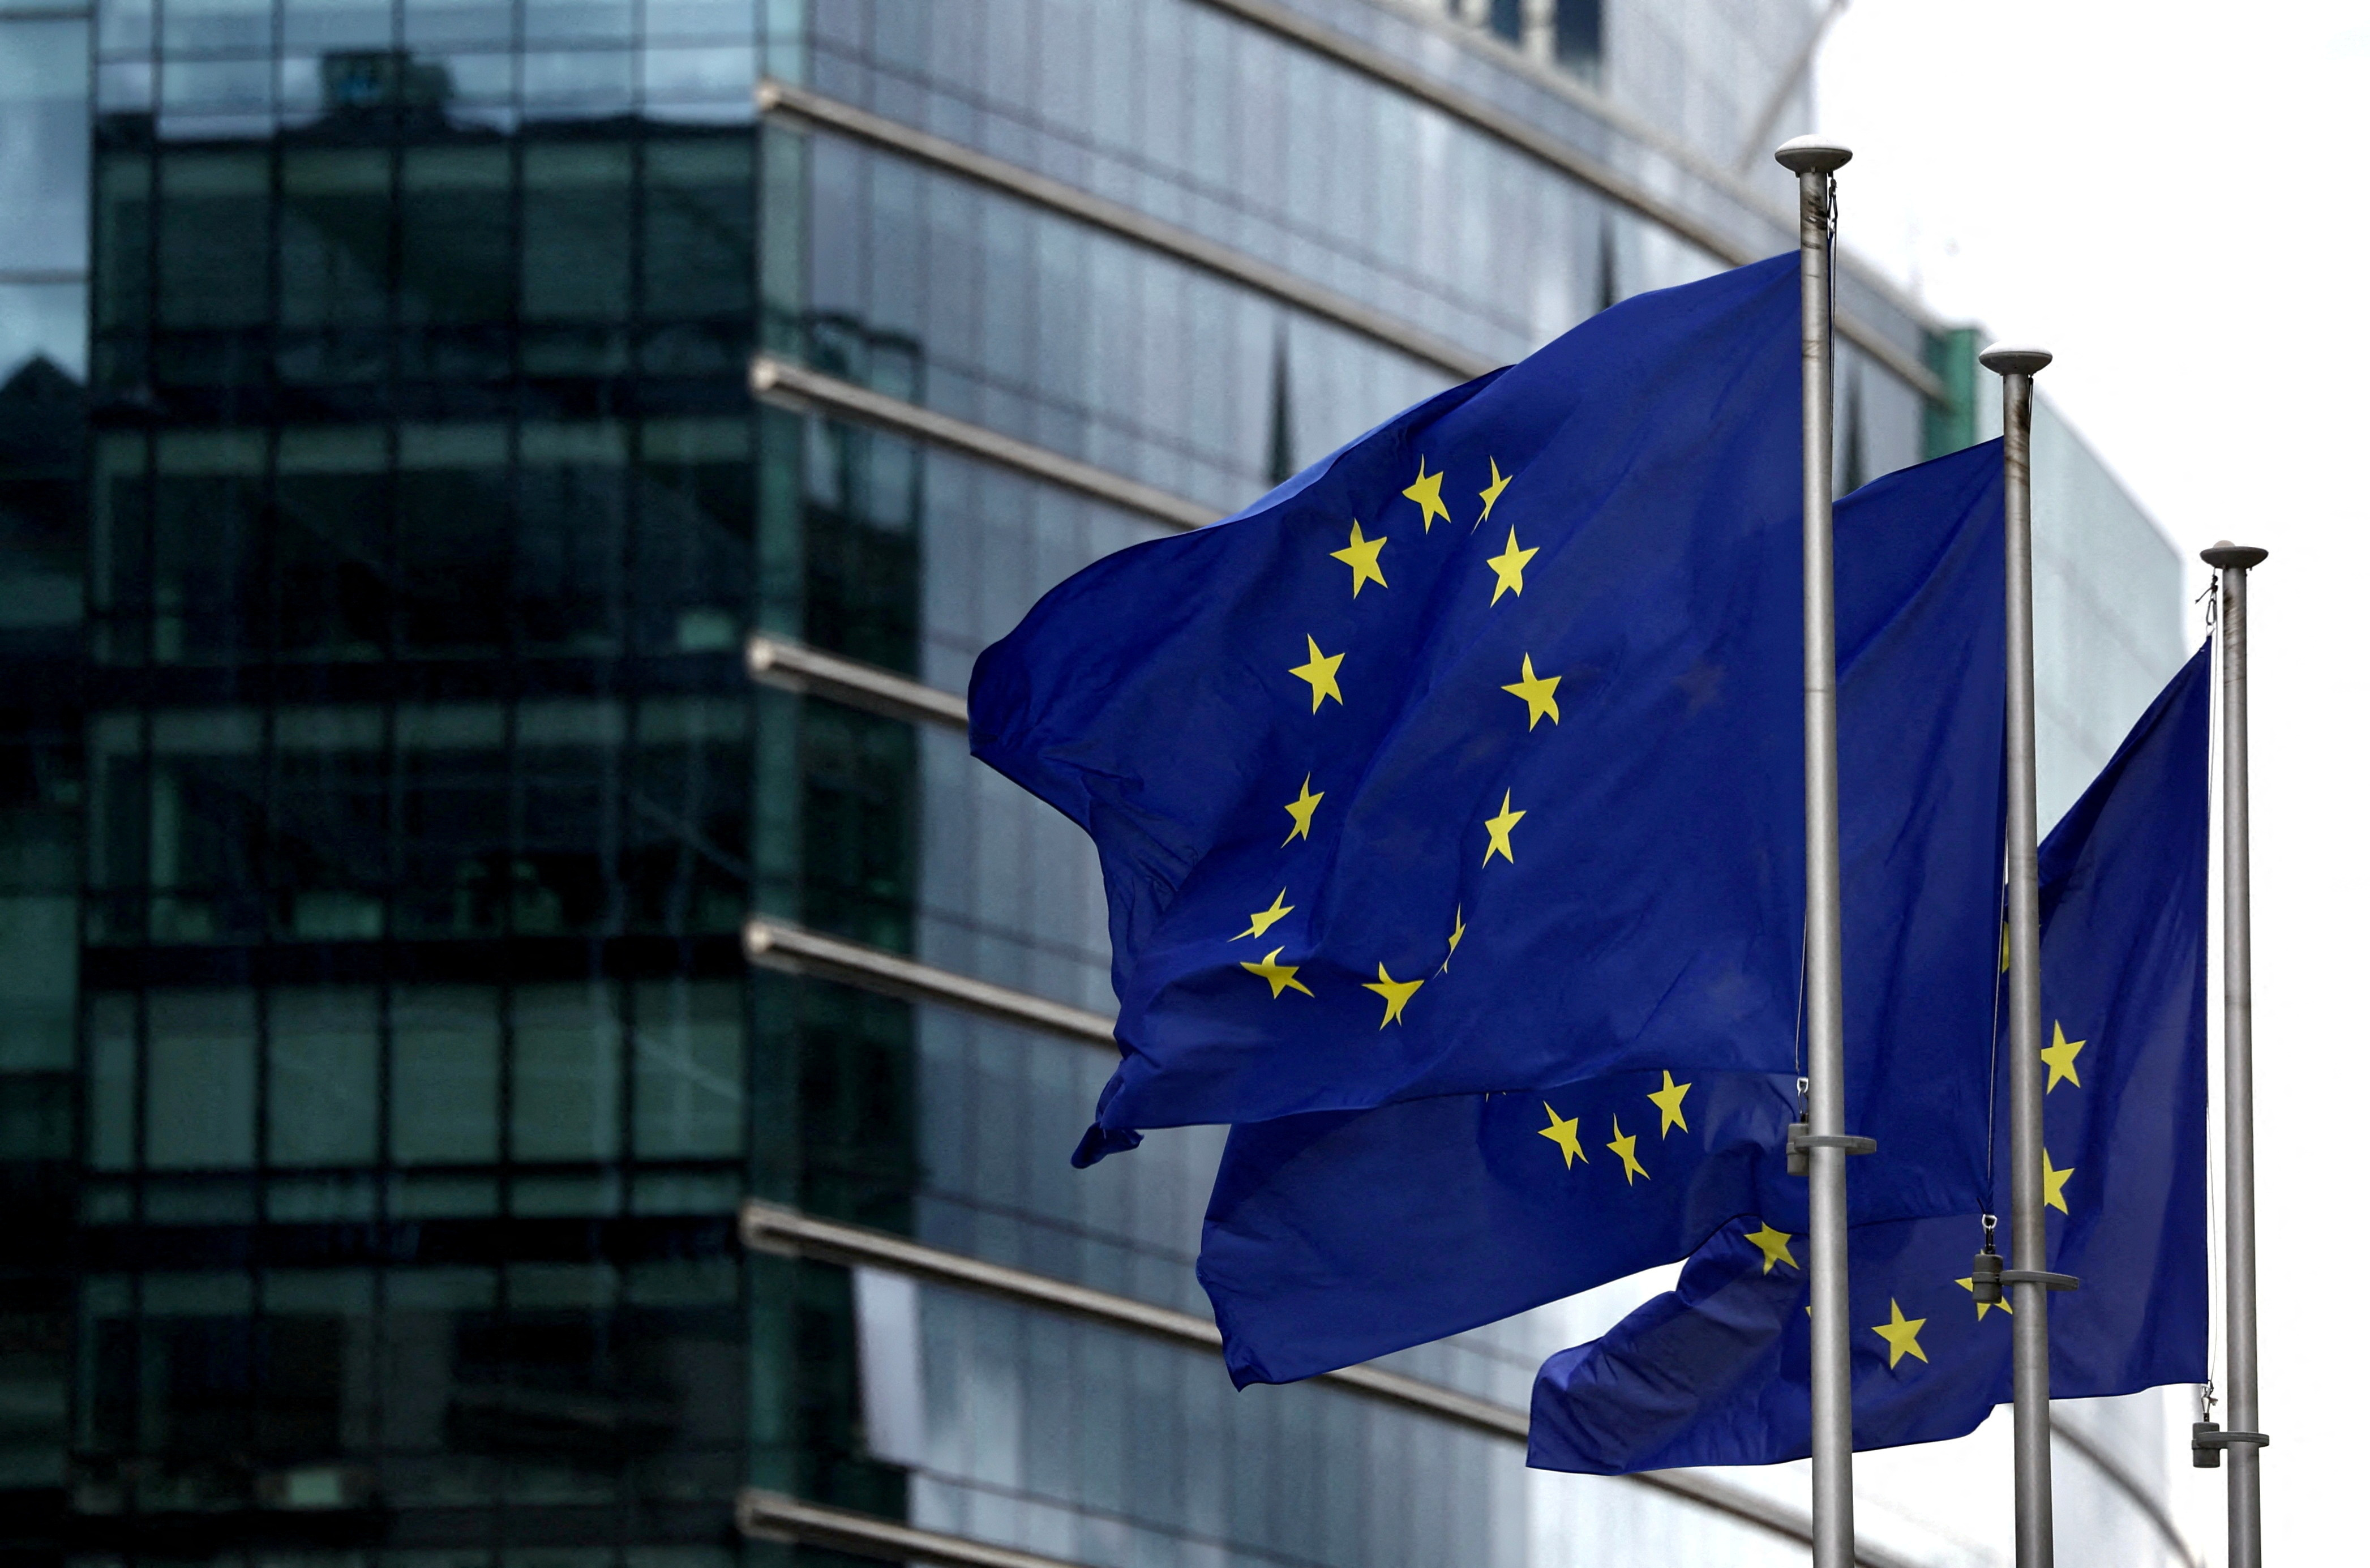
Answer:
[1969, 1241, 2004, 1306]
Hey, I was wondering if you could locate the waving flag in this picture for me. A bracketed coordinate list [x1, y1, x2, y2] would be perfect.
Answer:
[1528, 647, 2210, 1473]
[1198, 440, 2007, 1386]
[976, 255, 1979, 1159]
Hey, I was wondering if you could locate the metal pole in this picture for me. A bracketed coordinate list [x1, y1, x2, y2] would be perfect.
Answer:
[1982, 342, 2055, 1568]
[2204, 538, 2270, 1566]
[1775, 132, 1854, 1568]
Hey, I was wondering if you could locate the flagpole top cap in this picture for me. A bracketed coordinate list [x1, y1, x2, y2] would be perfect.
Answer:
[1773, 135, 1853, 174]
[1979, 344, 2052, 378]
[2201, 541, 2269, 571]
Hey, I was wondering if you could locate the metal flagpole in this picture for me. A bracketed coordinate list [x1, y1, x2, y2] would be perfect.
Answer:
[1982, 342, 2073, 1568]
[1775, 132, 1859, 1568]
[2201, 539, 2271, 1564]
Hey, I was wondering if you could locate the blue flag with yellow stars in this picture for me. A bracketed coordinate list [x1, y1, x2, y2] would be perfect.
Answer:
[976, 254, 1987, 1158]
[1527, 644, 2210, 1473]
[1198, 439, 2007, 1386]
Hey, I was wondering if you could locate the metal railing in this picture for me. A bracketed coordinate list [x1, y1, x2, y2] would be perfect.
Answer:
[751, 354, 1221, 532]
[739, 1200, 1926, 1568]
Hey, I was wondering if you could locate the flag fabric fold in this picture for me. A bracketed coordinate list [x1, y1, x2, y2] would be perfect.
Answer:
[1199, 440, 2008, 1386]
[975, 254, 1962, 1154]
[1527, 645, 2211, 1473]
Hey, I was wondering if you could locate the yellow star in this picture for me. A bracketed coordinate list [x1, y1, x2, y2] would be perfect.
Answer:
[1500, 654, 1562, 730]
[1281, 776, 1323, 845]
[1329, 520, 1389, 597]
[2043, 1149, 2074, 1214]
[1537, 1102, 1588, 1168]
[1481, 790, 1525, 866]
[1240, 946, 1312, 999]
[1477, 457, 1512, 524]
[1484, 525, 1538, 605]
[1606, 1115, 1649, 1184]
[1288, 635, 1344, 711]
[1999, 919, 2011, 973]
[1235, 889, 1293, 940]
[2041, 1021, 2085, 1093]
[1743, 1223, 1797, 1274]
[1402, 457, 1451, 532]
[1439, 905, 1465, 972]
[1871, 1299, 1928, 1368]
[1956, 1276, 2013, 1321]
[1647, 1070, 1691, 1136]
[1362, 962, 1424, 1027]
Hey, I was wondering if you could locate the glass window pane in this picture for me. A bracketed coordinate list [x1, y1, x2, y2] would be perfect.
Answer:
[267, 987, 382, 1166]
[632, 980, 743, 1158]
[86, 995, 136, 1171]
[275, 427, 394, 654]
[520, 142, 630, 322]
[516, 421, 625, 654]
[0, 20, 92, 274]
[93, 153, 150, 339]
[390, 985, 499, 1163]
[282, 0, 393, 50]
[280, 149, 393, 333]
[397, 147, 515, 327]
[511, 982, 622, 1161]
[641, 138, 752, 320]
[160, 0, 270, 53]
[394, 422, 509, 654]
[156, 152, 270, 330]
[145, 988, 259, 1169]
[0, 894, 77, 1070]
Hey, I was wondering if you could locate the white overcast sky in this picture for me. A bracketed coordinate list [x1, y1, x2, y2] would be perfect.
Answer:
[1815, 3, 2370, 1561]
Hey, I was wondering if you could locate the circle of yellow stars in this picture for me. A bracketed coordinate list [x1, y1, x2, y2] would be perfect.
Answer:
[1248, 453, 1569, 1027]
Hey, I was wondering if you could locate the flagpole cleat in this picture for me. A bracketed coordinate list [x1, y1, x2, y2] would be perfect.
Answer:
[1785, 1125, 1875, 1176]
[2191, 1423, 2269, 1468]
[1998, 1268, 2080, 1291]
[1787, 1130, 1877, 1153]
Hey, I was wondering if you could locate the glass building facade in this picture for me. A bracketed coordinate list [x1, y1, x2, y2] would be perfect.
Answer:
[0, 2, 2191, 1566]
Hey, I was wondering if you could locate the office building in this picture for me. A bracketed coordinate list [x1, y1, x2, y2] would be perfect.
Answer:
[0, 2, 2191, 1565]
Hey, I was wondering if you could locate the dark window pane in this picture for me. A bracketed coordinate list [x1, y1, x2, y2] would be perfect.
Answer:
[635, 416, 752, 656]
[797, 704, 912, 952]
[390, 715, 506, 940]
[266, 987, 382, 1167]
[515, 422, 626, 654]
[642, 136, 753, 322]
[153, 433, 267, 662]
[156, 151, 269, 329]
[270, 718, 390, 940]
[280, 147, 395, 383]
[93, 152, 151, 335]
[521, 141, 631, 323]
[1555, 0, 1602, 72]
[275, 430, 395, 658]
[394, 423, 508, 654]
[389, 986, 500, 1164]
[398, 145, 515, 327]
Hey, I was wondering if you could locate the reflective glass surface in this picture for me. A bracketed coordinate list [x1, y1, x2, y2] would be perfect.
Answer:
[1, 1, 2197, 1563]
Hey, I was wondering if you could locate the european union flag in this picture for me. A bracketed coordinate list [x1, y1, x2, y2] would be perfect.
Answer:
[1199, 440, 2007, 1387]
[976, 255, 1931, 1156]
[1528, 646, 2210, 1473]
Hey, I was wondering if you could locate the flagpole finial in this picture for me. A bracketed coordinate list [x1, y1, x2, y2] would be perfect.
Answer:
[1773, 134, 1852, 174]
[1979, 344, 2052, 378]
[2202, 541, 2269, 571]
